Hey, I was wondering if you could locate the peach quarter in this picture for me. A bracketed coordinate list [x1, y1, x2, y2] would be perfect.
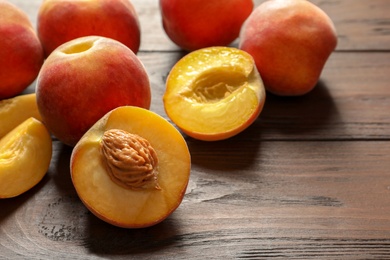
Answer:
[0, 118, 52, 198]
[0, 93, 42, 139]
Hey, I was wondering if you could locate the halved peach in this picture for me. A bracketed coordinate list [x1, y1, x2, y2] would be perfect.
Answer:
[0, 117, 52, 198]
[0, 93, 42, 139]
[70, 106, 191, 228]
[163, 46, 266, 141]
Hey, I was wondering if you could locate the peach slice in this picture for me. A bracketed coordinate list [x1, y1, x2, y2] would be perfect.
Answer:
[70, 106, 191, 228]
[163, 47, 266, 141]
[0, 93, 42, 139]
[0, 117, 52, 198]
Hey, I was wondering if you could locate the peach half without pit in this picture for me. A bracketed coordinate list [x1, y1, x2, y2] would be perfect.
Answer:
[163, 47, 266, 141]
[0, 117, 52, 198]
[0, 93, 42, 139]
[70, 106, 191, 228]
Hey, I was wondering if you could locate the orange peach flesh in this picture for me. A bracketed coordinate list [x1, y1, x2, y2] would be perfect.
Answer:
[70, 106, 191, 228]
[0, 94, 42, 139]
[0, 117, 52, 198]
[163, 47, 265, 141]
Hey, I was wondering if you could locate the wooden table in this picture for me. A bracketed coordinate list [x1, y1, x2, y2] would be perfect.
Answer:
[2, 0, 390, 259]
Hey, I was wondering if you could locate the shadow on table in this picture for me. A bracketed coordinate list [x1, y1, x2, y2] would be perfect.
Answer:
[0, 159, 51, 224]
[185, 80, 338, 173]
[256, 79, 340, 138]
[83, 213, 182, 255]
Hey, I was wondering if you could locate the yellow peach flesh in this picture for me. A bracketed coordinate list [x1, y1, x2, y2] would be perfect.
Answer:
[71, 106, 191, 228]
[0, 93, 42, 139]
[163, 47, 265, 141]
[0, 117, 52, 198]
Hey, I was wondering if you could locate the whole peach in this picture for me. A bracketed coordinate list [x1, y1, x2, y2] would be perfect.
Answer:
[36, 36, 151, 146]
[160, 0, 253, 51]
[0, 0, 44, 99]
[239, 0, 337, 96]
[37, 0, 140, 57]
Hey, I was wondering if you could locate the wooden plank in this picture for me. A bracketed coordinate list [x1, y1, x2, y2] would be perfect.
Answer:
[2, 0, 390, 259]
[8, 0, 390, 51]
[311, 0, 390, 51]
[255, 51, 390, 140]
[0, 141, 389, 259]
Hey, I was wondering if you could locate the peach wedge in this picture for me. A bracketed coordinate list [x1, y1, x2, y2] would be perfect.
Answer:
[0, 117, 52, 198]
[163, 47, 266, 141]
[0, 93, 42, 139]
[70, 106, 191, 228]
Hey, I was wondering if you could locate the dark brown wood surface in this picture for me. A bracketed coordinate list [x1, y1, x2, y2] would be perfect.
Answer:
[2, 0, 390, 259]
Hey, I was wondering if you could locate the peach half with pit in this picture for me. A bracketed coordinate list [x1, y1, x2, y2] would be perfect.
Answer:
[0, 117, 52, 199]
[163, 47, 266, 141]
[0, 93, 42, 139]
[36, 36, 151, 147]
[70, 106, 191, 228]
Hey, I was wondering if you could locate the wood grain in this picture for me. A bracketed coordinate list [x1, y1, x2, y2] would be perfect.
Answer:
[2, 0, 390, 259]
[1, 141, 390, 259]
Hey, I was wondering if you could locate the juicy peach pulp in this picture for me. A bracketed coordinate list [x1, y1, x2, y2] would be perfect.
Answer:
[160, 0, 254, 51]
[70, 106, 191, 228]
[0, 117, 52, 198]
[0, 1, 44, 99]
[163, 47, 266, 141]
[0, 94, 42, 139]
[37, 0, 140, 56]
[36, 36, 151, 146]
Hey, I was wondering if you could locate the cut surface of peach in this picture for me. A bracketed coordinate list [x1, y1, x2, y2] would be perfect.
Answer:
[0, 93, 42, 139]
[70, 106, 191, 228]
[0, 117, 52, 198]
[163, 46, 266, 141]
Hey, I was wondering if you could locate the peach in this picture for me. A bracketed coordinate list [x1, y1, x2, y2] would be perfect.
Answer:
[159, 0, 253, 51]
[37, 0, 141, 57]
[163, 46, 265, 141]
[239, 0, 338, 96]
[0, 117, 52, 199]
[70, 106, 191, 228]
[0, 93, 42, 139]
[0, 0, 44, 99]
[36, 36, 151, 147]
